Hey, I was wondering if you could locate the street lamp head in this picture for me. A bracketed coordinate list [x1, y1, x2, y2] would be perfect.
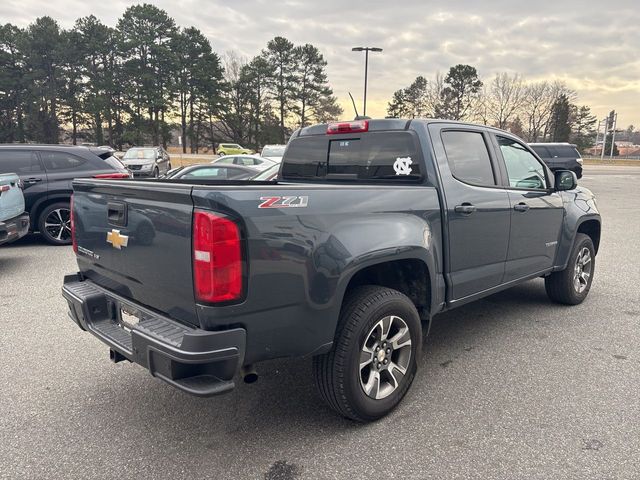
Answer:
[352, 47, 364, 52]
[370, 47, 383, 52]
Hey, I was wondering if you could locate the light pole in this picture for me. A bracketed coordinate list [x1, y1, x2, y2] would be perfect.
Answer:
[352, 47, 382, 117]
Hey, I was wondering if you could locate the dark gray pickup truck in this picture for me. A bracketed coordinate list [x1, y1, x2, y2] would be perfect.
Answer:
[63, 119, 601, 421]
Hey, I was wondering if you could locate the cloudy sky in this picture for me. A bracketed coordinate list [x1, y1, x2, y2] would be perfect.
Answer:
[2, 0, 639, 127]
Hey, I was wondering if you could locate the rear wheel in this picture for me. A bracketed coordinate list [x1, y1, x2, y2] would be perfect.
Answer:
[313, 286, 421, 422]
[545, 233, 595, 305]
[38, 202, 72, 245]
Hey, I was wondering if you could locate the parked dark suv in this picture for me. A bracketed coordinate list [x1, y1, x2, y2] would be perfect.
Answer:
[529, 143, 583, 179]
[0, 145, 130, 245]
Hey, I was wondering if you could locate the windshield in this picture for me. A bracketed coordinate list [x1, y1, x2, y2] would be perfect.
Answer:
[123, 148, 156, 160]
[100, 155, 128, 172]
[251, 163, 280, 180]
[262, 146, 286, 157]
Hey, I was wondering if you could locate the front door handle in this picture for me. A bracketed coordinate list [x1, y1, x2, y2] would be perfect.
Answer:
[455, 203, 477, 214]
[25, 177, 42, 184]
[514, 202, 530, 212]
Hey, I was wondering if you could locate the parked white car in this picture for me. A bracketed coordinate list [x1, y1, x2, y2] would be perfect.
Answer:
[260, 145, 287, 162]
[211, 154, 276, 172]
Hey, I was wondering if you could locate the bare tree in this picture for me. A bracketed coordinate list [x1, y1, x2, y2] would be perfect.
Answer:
[521, 80, 575, 142]
[482, 73, 525, 130]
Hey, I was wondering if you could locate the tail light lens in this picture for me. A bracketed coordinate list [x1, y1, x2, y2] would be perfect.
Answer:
[70, 194, 77, 254]
[93, 173, 132, 179]
[327, 120, 368, 134]
[193, 210, 243, 303]
[0, 185, 9, 193]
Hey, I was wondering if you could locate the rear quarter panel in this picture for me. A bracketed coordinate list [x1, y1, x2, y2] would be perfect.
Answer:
[191, 184, 443, 364]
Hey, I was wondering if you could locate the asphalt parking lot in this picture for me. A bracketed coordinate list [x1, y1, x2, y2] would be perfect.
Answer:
[1, 165, 639, 480]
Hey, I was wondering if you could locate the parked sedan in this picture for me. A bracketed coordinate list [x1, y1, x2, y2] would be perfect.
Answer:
[212, 154, 275, 171]
[0, 144, 130, 245]
[250, 162, 280, 181]
[121, 146, 171, 178]
[164, 164, 259, 180]
[0, 173, 29, 245]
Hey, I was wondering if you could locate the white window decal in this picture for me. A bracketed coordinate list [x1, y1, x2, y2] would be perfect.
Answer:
[393, 156, 413, 175]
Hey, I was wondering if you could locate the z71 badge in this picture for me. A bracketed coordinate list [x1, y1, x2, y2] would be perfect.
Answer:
[259, 196, 309, 209]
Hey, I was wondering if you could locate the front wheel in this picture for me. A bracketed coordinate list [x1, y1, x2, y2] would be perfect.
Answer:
[313, 286, 421, 422]
[545, 233, 595, 305]
[38, 202, 72, 245]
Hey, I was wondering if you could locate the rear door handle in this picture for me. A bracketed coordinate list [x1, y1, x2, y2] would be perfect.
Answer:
[454, 203, 476, 214]
[514, 202, 530, 212]
[25, 177, 42, 184]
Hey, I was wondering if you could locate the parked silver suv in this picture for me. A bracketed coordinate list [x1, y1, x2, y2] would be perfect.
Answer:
[121, 147, 171, 178]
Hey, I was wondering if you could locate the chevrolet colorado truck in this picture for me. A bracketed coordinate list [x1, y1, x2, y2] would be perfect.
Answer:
[63, 119, 601, 422]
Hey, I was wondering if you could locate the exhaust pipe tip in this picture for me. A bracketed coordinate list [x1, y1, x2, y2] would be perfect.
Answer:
[241, 365, 258, 384]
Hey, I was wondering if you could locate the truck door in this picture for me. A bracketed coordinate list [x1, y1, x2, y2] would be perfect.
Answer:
[429, 125, 511, 301]
[493, 135, 564, 282]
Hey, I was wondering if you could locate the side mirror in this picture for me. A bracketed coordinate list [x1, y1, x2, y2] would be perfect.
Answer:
[555, 170, 577, 191]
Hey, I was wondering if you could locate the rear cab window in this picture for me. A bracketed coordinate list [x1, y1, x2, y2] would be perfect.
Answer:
[281, 130, 423, 182]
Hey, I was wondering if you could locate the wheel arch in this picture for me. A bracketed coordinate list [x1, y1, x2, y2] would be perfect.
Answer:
[31, 194, 71, 228]
[576, 218, 601, 254]
[338, 256, 435, 330]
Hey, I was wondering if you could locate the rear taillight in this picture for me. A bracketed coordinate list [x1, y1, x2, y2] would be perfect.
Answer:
[93, 173, 131, 179]
[70, 194, 77, 254]
[193, 210, 243, 303]
[327, 120, 369, 134]
[0, 185, 9, 193]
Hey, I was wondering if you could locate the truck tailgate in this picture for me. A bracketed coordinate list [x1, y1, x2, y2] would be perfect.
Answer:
[72, 179, 198, 325]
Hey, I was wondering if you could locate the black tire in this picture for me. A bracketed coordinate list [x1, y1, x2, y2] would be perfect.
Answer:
[545, 233, 595, 305]
[313, 286, 422, 422]
[218, 151, 226, 157]
[38, 201, 72, 245]
[152, 167, 159, 178]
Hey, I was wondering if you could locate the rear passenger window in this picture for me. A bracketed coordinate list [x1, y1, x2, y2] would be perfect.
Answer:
[0, 150, 43, 174]
[441, 131, 496, 186]
[550, 146, 580, 158]
[40, 151, 87, 171]
[531, 146, 551, 158]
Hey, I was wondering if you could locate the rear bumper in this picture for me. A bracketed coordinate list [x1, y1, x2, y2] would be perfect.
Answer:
[62, 274, 246, 397]
[0, 212, 29, 245]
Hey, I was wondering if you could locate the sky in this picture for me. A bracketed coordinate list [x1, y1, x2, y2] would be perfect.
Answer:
[2, 0, 639, 128]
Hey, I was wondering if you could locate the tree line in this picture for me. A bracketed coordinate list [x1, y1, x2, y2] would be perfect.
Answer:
[386, 65, 601, 153]
[0, 3, 342, 152]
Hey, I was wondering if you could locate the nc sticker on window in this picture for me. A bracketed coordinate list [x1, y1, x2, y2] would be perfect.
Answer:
[393, 156, 413, 175]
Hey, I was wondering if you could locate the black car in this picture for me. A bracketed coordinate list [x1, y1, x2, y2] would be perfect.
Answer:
[163, 164, 258, 180]
[529, 143, 583, 179]
[0, 145, 130, 245]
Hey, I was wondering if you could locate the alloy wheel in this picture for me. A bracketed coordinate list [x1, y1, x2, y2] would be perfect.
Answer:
[44, 208, 72, 242]
[573, 247, 592, 293]
[359, 315, 412, 400]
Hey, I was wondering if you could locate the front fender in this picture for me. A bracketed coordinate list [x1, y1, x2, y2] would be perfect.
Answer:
[555, 187, 601, 270]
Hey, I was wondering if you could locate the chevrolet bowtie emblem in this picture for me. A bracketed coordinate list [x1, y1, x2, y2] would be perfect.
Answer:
[106, 229, 129, 249]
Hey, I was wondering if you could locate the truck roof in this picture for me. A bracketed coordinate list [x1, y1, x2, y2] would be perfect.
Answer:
[296, 118, 516, 137]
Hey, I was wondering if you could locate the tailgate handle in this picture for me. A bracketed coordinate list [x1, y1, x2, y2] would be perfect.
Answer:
[107, 202, 128, 226]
